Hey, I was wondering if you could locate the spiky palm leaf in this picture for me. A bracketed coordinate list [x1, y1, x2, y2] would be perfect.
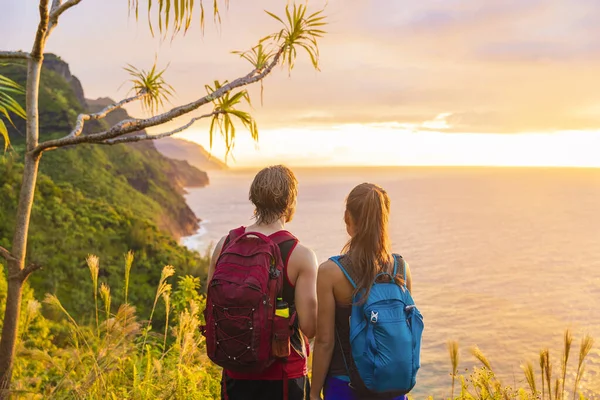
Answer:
[205, 80, 258, 160]
[266, 2, 327, 72]
[0, 74, 26, 151]
[232, 43, 276, 105]
[125, 63, 174, 115]
[129, 0, 229, 37]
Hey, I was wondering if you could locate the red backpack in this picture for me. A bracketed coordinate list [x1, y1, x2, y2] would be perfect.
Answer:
[203, 228, 296, 373]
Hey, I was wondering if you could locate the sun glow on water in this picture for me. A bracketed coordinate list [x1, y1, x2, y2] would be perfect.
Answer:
[176, 124, 600, 168]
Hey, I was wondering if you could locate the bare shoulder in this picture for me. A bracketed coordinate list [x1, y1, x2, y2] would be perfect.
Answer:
[318, 259, 342, 281]
[319, 259, 338, 273]
[288, 242, 318, 269]
[212, 235, 228, 257]
[208, 235, 229, 282]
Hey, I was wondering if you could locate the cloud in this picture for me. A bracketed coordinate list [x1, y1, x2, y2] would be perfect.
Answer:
[2, 0, 600, 134]
[421, 113, 453, 131]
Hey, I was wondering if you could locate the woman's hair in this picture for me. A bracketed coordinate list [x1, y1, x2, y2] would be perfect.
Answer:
[249, 165, 298, 224]
[343, 182, 401, 299]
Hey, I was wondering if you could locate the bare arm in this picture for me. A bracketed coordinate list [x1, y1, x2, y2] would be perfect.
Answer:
[207, 236, 227, 284]
[291, 245, 318, 339]
[310, 261, 337, 400]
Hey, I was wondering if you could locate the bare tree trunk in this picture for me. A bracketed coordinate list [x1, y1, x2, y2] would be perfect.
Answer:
[0, 274, 24, 397]
[0, 50, 44, 398]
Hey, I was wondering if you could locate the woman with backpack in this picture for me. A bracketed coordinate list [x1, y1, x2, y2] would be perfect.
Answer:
[309, 183, 423, 400]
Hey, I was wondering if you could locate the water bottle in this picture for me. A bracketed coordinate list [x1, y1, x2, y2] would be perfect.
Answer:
[272, 297, 291, 358]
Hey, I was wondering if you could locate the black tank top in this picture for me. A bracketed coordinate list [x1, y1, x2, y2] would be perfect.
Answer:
[329, 255, 356, 377]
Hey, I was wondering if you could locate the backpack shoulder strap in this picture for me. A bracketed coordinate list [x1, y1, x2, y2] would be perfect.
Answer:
[222, 226, 246, 249]
[271, 231, 298, 268]
[329, 256, 357, 289]
[216, 227, 246, 261]
[392, 253, 406, 282]
[268, 230, 298, 245]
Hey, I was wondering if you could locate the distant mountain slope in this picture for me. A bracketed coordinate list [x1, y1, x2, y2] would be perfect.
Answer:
[154, 137, 228, 171]
[86, 97, 210, 191]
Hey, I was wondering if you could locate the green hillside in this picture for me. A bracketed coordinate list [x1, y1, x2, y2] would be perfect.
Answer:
[0, 55, 210, 319]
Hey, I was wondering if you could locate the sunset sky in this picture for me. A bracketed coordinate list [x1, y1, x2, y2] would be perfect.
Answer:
[2, 0, 600, 167]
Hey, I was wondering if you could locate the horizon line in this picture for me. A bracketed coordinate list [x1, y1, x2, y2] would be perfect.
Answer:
[223, 164, 600, 171]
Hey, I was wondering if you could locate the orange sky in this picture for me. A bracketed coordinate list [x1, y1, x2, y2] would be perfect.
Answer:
[3, 0, 600, 167]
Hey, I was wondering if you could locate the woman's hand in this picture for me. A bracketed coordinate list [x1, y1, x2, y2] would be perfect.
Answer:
[309, 391, 323, 400]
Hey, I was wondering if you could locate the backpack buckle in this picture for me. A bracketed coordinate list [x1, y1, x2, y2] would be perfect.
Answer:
[370, 311, 378, 324]
[269, 267, 280, 279]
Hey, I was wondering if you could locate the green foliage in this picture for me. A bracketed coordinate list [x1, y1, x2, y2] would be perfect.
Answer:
[0, 73, 26, 151]
[1, 62, 86, 139]
[171, 275, 204, 317]
[232, 44, 276, 106]
[0, 57, 212, 323]
[232, 44, 275, 72]
[0, 156, 209, 324]
[125, 63, 174, 115]
[266, 2, 327, 72]
[205, 80, 257, 159]
[130, 0, 230, 37]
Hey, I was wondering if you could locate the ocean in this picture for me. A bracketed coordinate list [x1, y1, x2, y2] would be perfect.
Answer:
[182, 167, 600, 398]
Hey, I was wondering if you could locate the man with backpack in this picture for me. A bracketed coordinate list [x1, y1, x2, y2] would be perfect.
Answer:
[203, 165, 318, 400]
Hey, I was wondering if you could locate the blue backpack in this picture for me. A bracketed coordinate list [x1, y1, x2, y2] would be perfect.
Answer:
[329, 254, 424, 397]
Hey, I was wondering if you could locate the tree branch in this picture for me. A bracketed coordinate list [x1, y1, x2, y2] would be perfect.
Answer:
[8, 263, 43, 282]
[0, 246, 17, 263]
[66, 93, 144, 139]
[100, 111, 223, 145]
[21, 263, 43, 280]
[31, 0, 50, 60]
[48, 0, 84, 36]
[0, 51, 31, 60]
[50, 0, 62, 14]
[33, 47, 284, 155]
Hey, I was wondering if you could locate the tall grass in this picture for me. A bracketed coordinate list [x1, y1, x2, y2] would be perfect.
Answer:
[6, 252, 597, 399]
[124, 251, 134, 305]
[448, 340, 459, 399]
[87, 254, 100, 337]
[447, 330, 596, 400]
[10, 253, 221, 399]
[522, 361, 536, 395]
[573, 335, 594, 400]
[141, 265, 175, 356]
[162, 290, 171, 356]
[561, 330, 573, 400]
